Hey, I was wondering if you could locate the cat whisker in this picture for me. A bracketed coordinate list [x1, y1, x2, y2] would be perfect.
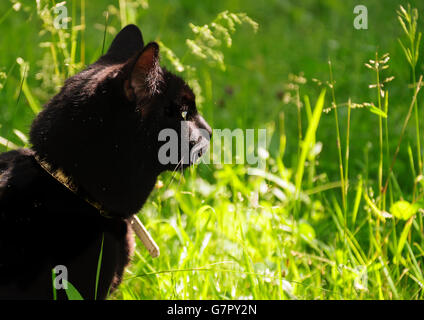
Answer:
[177, 159, 185, 188]
[166, 157, 184, 189]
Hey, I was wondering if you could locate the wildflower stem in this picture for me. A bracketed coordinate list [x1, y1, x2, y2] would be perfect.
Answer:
[383, 75, 423, 194]
[412, 70, 422, 175]
[296, 86, 303, 159]
[384, 91, 393, 207]
[375, 52, 384, 211]
[328, 61, 346, 211]
[80, 0, 86, 66]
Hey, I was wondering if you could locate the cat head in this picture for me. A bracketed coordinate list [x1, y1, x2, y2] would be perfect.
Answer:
[30, 25, 212, 216]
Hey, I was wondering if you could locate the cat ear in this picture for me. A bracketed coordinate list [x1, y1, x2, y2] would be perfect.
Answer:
[106, 24, 144, 62]
[124, 42, 161, 101]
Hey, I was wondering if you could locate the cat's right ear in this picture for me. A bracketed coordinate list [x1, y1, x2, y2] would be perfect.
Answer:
[106, 24, 144, 62]
[124, 42, 161, 102]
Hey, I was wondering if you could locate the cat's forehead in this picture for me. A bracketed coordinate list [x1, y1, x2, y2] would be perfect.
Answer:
[163, 70, 195, 103]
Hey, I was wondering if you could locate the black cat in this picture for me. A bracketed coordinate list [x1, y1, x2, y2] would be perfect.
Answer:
[0, 25, 211, 299]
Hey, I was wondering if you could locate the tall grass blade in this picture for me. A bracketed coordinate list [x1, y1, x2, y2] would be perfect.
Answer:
[295, 89, 326, 199]
[95, 233, 105, 300]
[64, 280, 84, 300]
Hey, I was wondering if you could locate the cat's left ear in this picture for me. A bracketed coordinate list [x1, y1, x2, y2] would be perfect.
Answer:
[124, 42, 161, 101]
[106, 24, 144, 62]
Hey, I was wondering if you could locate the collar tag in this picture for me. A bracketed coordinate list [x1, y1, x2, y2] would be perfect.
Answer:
[130, 215, 160, 258]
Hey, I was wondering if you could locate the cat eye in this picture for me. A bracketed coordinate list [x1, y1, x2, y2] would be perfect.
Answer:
[181, 111, 187, 120]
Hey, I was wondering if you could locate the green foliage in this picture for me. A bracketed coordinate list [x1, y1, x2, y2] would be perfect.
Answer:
[187, 11, 258, 70]
[398, 4, 421, 68]
[397, 4, 423, 174]
[160, 10, 258, 107]
[95, 233, 105, 300]
[64, 280, 84, 300]
[391, 200, 418, 220]
[295, 90, 326, 199]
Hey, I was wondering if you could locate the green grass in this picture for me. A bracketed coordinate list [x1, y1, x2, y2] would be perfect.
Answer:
[2, 0, 424, 299]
